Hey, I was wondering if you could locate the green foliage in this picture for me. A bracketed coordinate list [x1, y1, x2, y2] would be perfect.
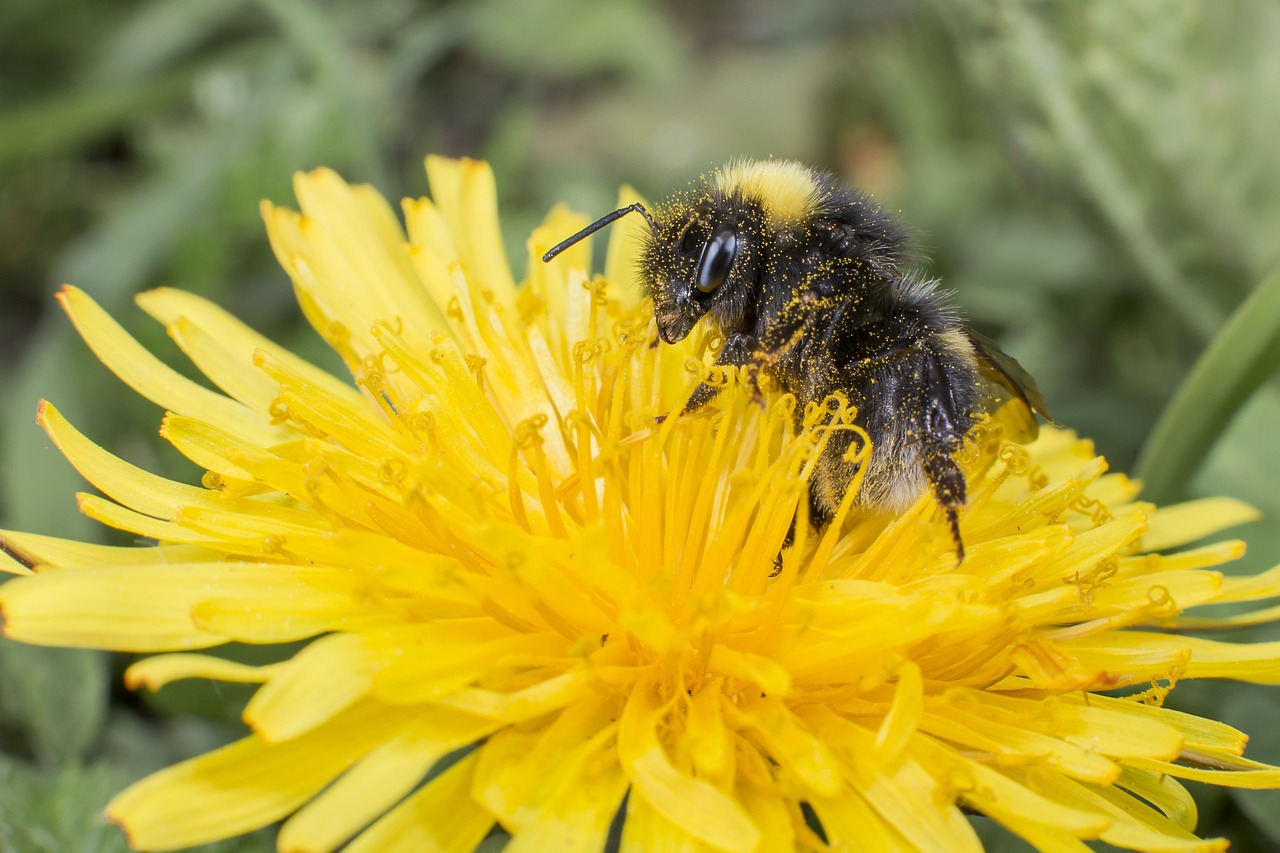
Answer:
[2, 0, 1279, 848]
[0, 643, 106, 763]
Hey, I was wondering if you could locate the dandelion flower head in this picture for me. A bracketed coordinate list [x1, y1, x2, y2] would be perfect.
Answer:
[3, 157, 1280, 852]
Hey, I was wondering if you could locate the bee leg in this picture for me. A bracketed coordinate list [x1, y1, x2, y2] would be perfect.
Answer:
[768, 512, 802, 577]
[922, 446, 965, 563]
[919, 352, 972, 563]
[681, 331, 755, 414]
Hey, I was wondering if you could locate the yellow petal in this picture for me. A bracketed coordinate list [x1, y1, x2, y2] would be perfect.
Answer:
[39, 402, 219, 523]
[807, 787, 909, 852]
[619, 792, 725, 853]
[617, 677, 760, 853]
[732, 696, 842, 798]
[402, 195, 459, 312]
[680, 681, 732, 782]
[244, 632, 384, 742]
[1, 564, 226, 651]
[500, 754, 627, 853]
[1020, 770, 1225, 852]
[874, 660, 922, 763]
[909, 734, 1110, 838]
[1140, 497, 1260, 552]
[137, 287, 367, 409]
[57, 286, 282, 447]
[603, 185, 650, 311]
[1060, 693, 1245, 754]
[1127, 754, 1280, 789]
[160, 413, 260, 484]
[815, 712, 983, 853]
[71, 494, 204, 544]
[108, 702, 419, 851]
[1115, 767, 1199, 833]
[2, 561, 356, 651]
[125, 654, 280, 691]
[0, 529, 215, 569]
[432, 672, 589, 723]
[1065, 633, 1280, 684]
[342, 751, 493, 853]
[473, 695, 618, 829]
[425, 155, 517, 301]
[290, 169, 447, 348]
[278, 724, 478, 853]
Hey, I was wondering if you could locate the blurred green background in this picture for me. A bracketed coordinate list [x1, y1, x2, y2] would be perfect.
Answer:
[2, 0, 1280, 850]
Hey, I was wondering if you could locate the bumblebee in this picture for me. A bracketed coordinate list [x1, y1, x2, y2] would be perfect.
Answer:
[543, 160, 1050, 558]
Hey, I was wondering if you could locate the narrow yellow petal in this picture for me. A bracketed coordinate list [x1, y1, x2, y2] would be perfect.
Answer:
[0, 562, 339, 651]
[125, 654, 280, 691]
[75, 493, 218, 544]
[909, 735, 1111, 837]
[137, 287, 367, 409]
[501, 755, 627, 853]
[1060, 693, 1245, 754]
[167, 316, 281, 411]
[160, 413, 259, 484]
[57, 286, 282, 447]
[0, 529, 216, 568]
[0, 546, 32, 575]
[680, 682, 732, 781]
[830, 717, 984, 853]
[617, 678, 761, 853]
[1065, 633, 1280, 684]
[874, 660, 922, 763]
[402, 195, 459, 313]
[40, 402, 219, 522]
[108, 702, 419, 851]
[732, 697, 842, 798]
[372, 630, 567, 705]
[190, 587, 381, 644]
[807, 787, 910, 852]
[1115, 767, 1199, 833]
[1140, 497, 1260, 552]
[708, 645, 791, 696]
[1021, 770, 1225, 852]
[0, 565, 226, 651]
[292, 170, 447, 342]
[603, 185, 649, 310]
[619, 792, 724, 853]
[277, 723, 468, 853]
[425, 155, 517, 301]
[1209, 560, 1280, 603]
[342, 752, 493, 853]
[244, 632, 384, 742]
[432, 672, 589, 723]
[473, 695, 619, 830]
[1127, 755, 1280, 789]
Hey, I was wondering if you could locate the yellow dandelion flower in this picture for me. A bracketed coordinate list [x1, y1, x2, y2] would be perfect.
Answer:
[4, 156, 1280, 853]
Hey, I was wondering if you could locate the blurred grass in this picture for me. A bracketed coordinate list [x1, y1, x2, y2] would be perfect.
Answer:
[1, 0, 1279, 849]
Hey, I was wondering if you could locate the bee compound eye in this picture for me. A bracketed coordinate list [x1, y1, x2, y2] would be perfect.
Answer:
[695, 223, 738, 293]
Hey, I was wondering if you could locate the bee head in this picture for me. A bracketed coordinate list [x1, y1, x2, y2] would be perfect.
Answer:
[641, 194, 763, 344]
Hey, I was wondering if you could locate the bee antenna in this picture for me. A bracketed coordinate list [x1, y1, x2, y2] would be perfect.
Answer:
[541, 203, 657, 263]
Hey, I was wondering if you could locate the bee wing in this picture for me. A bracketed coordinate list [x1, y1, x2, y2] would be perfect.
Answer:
[966, 328, 1056, 441]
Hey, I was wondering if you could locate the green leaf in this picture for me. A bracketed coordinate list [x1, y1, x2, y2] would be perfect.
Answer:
[0, 74, 274, 539]
[0, 73, 195, 166]
[0, 753, 275, 853]
[0, 640, 108, 764]
[1222, 689, 1280, 846]
[1136, 266, 1280, 502]
[0, 757, 128, 853]
[254, 0, 390, 189]
[92, 0, 254, 82]
[474, 834, 512, 853]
